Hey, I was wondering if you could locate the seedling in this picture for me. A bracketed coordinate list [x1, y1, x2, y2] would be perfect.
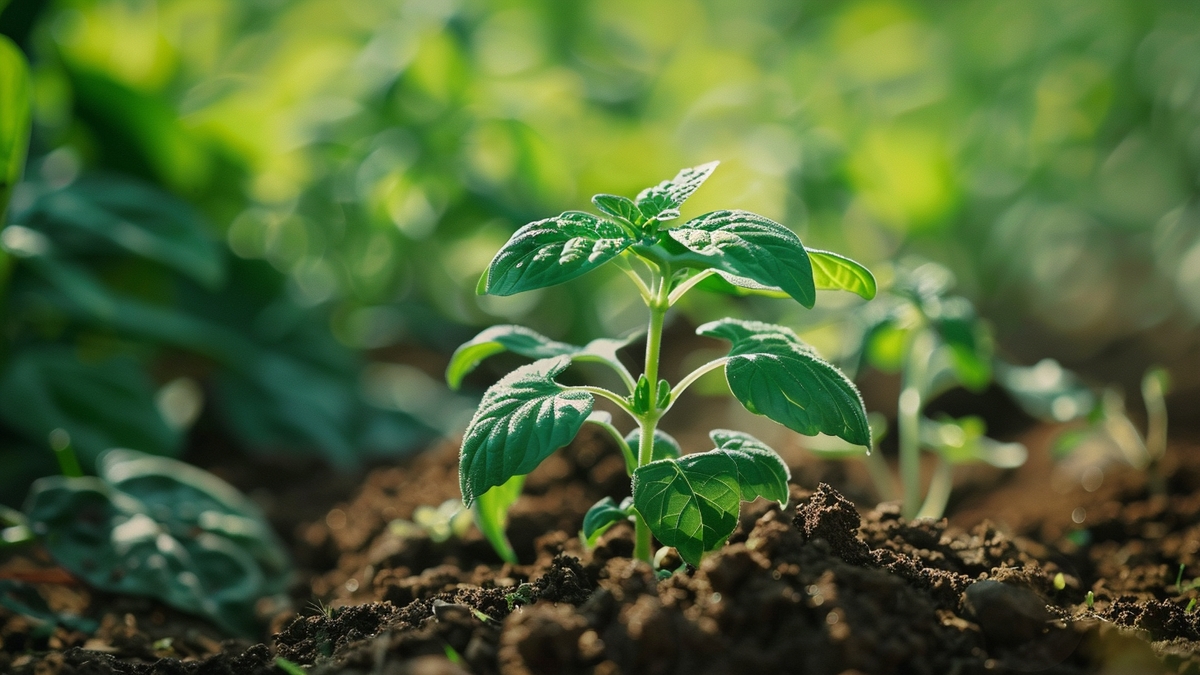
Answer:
[1085, 591, 1094, 609]
[447, 162, 874, 566]
[854, 262, 1025, 519]
[1053, 367, 1171, 493]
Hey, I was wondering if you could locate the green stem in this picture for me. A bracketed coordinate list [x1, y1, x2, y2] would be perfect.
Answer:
[864, 444, 896, 502]
[567, 385, 638, 417]
[899, 331, 935, 520]
[586, 418, 637, 475]
[915, 459, 953, 520]
[633, 266, 670, 564]
[664, 358, 727, 412]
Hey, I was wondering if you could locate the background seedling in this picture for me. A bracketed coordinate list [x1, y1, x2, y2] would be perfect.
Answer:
[447, 162, 875, 566]
[852, 262, 1025, 519]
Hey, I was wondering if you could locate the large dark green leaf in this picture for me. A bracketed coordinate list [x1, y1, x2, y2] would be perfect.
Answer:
[480, 211, 633, 296]
[27, 176, 224, 286]
[698, 318, 871, 446]
[459, 356, 593, 505]
[474, 475, 524, 564]
[0, 347, 181, 467]
[581, 496, 632, 547]
[667, 211, 815, 308]
[808, 249, 877, 300]
[635, 161, 719, 220]
[23, 449, 292, 636]
[631, 430, 789, 566]
[446, 324, 636, 390]
[0, 36, 31, 224]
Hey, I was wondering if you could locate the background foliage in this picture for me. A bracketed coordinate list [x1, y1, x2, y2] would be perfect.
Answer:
[1, 0, 1198, 501]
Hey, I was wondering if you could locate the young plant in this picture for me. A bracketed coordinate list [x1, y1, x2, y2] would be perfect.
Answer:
[855, 262, 1025, 520]
[447, 162, 875, 566]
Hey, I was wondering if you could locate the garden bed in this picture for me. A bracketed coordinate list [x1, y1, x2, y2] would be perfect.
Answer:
[2, 423, 1199, 674]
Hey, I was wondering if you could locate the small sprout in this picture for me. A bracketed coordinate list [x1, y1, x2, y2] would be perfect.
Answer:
[1177, 564, 1186, 595]
[1085, 591, 1094, 609]
[505, 583, 535, 611]
[449, 163, 873, 566]
[48, 428, 83, 478]
[443, 643, 463, 664]
[1053, 572, 1066, 591]
[1187, 598, 1197, 614]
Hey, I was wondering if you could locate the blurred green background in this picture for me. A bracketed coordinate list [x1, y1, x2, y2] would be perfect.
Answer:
[2, 0, 1198, 500]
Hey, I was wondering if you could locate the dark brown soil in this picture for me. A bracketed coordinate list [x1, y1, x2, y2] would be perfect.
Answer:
[2, 423, 1199, 674]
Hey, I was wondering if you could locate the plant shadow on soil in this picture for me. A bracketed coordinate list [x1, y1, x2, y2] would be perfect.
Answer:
[2, 423, 1200, 674]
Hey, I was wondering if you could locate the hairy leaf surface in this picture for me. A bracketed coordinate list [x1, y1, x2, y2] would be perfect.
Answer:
[459, 356, 592, 505]
[591, 194, 643, 227]
[447, 325, 636, 390]
[481, 212, 633, 295]
[667, 211, 815, 307]
[635, 161, 719, 220]
[631, 431, 789, 565]
[698, 319, 871, 446]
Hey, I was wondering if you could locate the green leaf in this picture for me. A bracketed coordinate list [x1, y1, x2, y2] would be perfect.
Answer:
[930, 298, 991, 391]
[624, 428, 682, 461]
[667, 210, 816, 308]
[591, 194, 643, 227]
[0, 347, 181, 468]
[23, 449, 292, 636]
[30, 176, 225, 286]
[0, 36, 31, 224]
[459, 356, 593, 505]
[635, 161, 719, 220]
[994, 359, 1095, 423]
[480, 212, 634, 296]
[920, 416, 1027, 469]
[474, 475, 524, 564]
[698, 318, 871, 447]
[808, 250, 877, 300]
[446, 325, 636, 390]
[631, 430, 789, 566]
[581, 496, 632, 547]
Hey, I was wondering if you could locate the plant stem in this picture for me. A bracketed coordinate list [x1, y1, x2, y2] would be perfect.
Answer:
[586, 417, 637, 475]
[915, 459, 952, 520]
[633, 267, 670, 564]
[864, 443, 896, 502]
[899, 331, 935, 520]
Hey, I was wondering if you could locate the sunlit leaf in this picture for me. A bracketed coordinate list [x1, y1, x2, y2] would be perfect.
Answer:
[631, 430, 789, 566]
[459, 356, 592, 505]
[480, 212, 633, 295]
[667, 210, 815, 308]
[446, 324, 637, 390]
[474, 475, 524, 564]
[808, 249, 877, 300]
[698, 318, 871, 446]
[635, 161, 719, 220]
[0, 36, 31, 224]
[591, 194, 643, 227]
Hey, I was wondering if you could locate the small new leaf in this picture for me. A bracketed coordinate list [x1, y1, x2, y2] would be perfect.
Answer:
[446, 325, 636, 390]
[624, 428, 682, 462]
[631, 430, 789, 566]
[808, 250, 877, 300]
[459, 356, 593, 505]
[474, 475, 524, 564]
[698, 319, 871, 447]
[581, 496, 632, 547]
[667, 211, 815, 308]
[480, 212, 633, 296]
[592, 194, 643, 228]
[635, 161, 719, 220]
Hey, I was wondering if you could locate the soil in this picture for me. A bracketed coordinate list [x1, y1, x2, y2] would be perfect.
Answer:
[2, 421, 1200, 674]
